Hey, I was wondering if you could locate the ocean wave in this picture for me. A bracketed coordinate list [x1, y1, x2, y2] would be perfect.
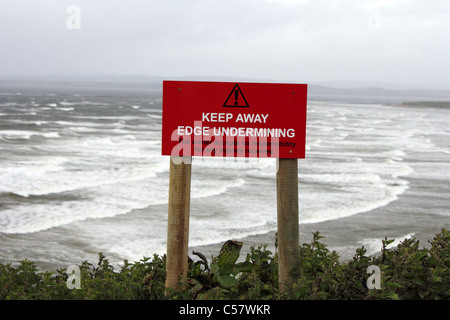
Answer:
[0, 130, 60, 140]
[298, 175, 410, 225]
[0, 164, 166, 198]
[191, 178, 245, 199]
[359, 233, 416, 256]
[0, 175, 246, 234]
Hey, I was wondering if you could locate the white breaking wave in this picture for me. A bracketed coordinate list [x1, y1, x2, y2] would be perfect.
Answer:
[0, 176, 247, 234]
[0, 130, 60, 140]
[191, 178, 246, 199]
[359, 233, 416, 256]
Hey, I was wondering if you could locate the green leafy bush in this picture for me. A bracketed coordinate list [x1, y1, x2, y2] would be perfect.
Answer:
[0, 228, 448, 300]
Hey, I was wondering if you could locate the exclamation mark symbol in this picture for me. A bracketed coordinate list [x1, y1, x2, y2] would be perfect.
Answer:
[223, 84, 249, 108]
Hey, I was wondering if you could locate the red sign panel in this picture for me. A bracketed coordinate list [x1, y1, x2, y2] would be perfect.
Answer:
[161, 81, 308, 159]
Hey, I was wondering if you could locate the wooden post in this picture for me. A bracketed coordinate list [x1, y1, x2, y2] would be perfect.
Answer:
[276, 158, 300, 291]
[165, 156, 192, 290]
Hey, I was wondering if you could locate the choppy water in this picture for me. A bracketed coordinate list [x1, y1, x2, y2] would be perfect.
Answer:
[0, 84, 449, 269]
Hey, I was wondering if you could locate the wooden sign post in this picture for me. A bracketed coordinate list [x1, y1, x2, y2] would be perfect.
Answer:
[276, 158, 300, 290]
[165, 156, 191, 290]
[161, 81, 307, 292]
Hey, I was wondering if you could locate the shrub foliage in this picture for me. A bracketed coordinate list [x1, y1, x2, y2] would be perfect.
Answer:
[0, 228, 448, 300]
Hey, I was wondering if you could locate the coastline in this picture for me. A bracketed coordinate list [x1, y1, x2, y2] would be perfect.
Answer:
[393, 101, 450, 109]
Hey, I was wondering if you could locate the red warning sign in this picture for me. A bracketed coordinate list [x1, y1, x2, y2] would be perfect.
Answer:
[161, 81, 308, 159]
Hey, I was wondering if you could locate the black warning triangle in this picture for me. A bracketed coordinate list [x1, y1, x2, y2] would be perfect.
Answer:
[223, 83, 249, 108]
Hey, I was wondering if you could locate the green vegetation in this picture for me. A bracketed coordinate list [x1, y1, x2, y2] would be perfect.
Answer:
[1, 228, 448, 300]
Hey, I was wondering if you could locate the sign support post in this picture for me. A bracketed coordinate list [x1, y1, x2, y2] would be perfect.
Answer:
[162, 80, 307, 293]
[276, 158, 300, 291]
[165, 156, 192, 290]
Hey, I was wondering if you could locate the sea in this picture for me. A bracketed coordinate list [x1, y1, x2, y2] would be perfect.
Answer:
[0, 81, 449, 270]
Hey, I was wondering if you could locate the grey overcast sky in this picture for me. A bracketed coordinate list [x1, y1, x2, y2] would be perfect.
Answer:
[1, 0, 449, 89]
